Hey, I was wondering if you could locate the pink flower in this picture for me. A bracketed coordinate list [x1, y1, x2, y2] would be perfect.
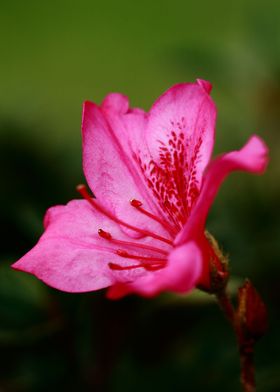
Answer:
[12, 80, 268, 299]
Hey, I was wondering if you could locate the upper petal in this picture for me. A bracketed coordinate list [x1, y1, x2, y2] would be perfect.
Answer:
[82, 99, 171, 239]
[175, 135, 269, 245]
[140, 80, 216, 228]
[82, 81, 217, 237]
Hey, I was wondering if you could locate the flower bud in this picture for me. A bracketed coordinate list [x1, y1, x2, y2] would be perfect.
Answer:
[237, 280, 268, 341]
[204, 231, 229, 293]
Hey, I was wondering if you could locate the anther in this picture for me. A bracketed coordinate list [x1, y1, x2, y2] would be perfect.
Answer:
[98, 229, 112, 240]
[76, 184, 89, 196]
[130, 199, 143, 208]
[144, 264, 165, 271]
[116, 249, 129, 257]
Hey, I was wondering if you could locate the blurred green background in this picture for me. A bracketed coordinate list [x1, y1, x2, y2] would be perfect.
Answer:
[0, 0, 279, 390]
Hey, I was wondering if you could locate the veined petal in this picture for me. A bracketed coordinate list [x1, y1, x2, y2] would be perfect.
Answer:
[12, 200, 169, 293]
[139, 80, 216, 228]
[176, 135, 269, 245]
[82, 99, 170, 238]
[107, 242, 202, 299]
[12, 238, 115, 293]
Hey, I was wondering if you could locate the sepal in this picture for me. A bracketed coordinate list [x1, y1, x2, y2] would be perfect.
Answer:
[236, 279, 268, 341]
[198, 231, 229, 293]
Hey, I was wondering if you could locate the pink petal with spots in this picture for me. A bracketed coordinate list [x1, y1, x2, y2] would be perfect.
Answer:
[82, 99, 170, 239]
[107, 242, 202, 299]
[141, 80, 216, 229]
[12, 200, 170, 293]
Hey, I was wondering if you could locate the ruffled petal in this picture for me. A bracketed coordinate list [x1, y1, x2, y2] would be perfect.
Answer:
[140, 80, 216, 228]
[82, 99, 171, 239]
[176, 135, 269, 245]
[107, 241, 202, 299]
[12, 200, 169, 292]
[101, 93, 150, 158]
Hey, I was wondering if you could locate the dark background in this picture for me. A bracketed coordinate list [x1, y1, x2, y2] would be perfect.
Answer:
[0, 0, 279, 390]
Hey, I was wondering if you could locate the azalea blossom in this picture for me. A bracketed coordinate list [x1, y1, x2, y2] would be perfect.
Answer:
[12, 79, 268, 299]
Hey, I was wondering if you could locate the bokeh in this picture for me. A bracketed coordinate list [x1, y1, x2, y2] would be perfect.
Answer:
[0, 0, 279, 391]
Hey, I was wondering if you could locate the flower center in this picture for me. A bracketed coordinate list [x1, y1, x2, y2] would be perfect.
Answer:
[77, 185, 173, 245]
[98, 229, 168, 255]
[77, 184, 173, 272]
[130, 199, 177, 236]
[136, 126, 201, 230]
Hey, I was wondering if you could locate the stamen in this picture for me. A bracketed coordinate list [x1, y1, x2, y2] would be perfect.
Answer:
[77, 184, 173, 246]
[98, 229, 112, 240]
[130, 199, 177, 235]
[115, 249, 167, 264]
[108, 262, 165, 272]
[130, 199, 143, 208]
[108, 262, 143, 271]
[98, 229, 168, 256]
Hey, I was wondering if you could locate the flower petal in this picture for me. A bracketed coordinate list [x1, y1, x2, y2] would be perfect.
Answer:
[107, 241, 202, 298]
[140, 80, 216, 227]
[176, 135, 269, 245]
[12, 200, 168, 292]
[82, 99, 171, 238]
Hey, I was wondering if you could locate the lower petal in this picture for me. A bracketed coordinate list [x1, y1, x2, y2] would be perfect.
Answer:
[12, 199, 168, 293]
[12, 238, 115, 293]
[107, 241, 202, 298]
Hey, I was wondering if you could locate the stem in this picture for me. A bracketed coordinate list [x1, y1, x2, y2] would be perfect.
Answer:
[239, 343, 255, 392]
[215, 290, 256, 392]
[216, 290, 235, 324]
